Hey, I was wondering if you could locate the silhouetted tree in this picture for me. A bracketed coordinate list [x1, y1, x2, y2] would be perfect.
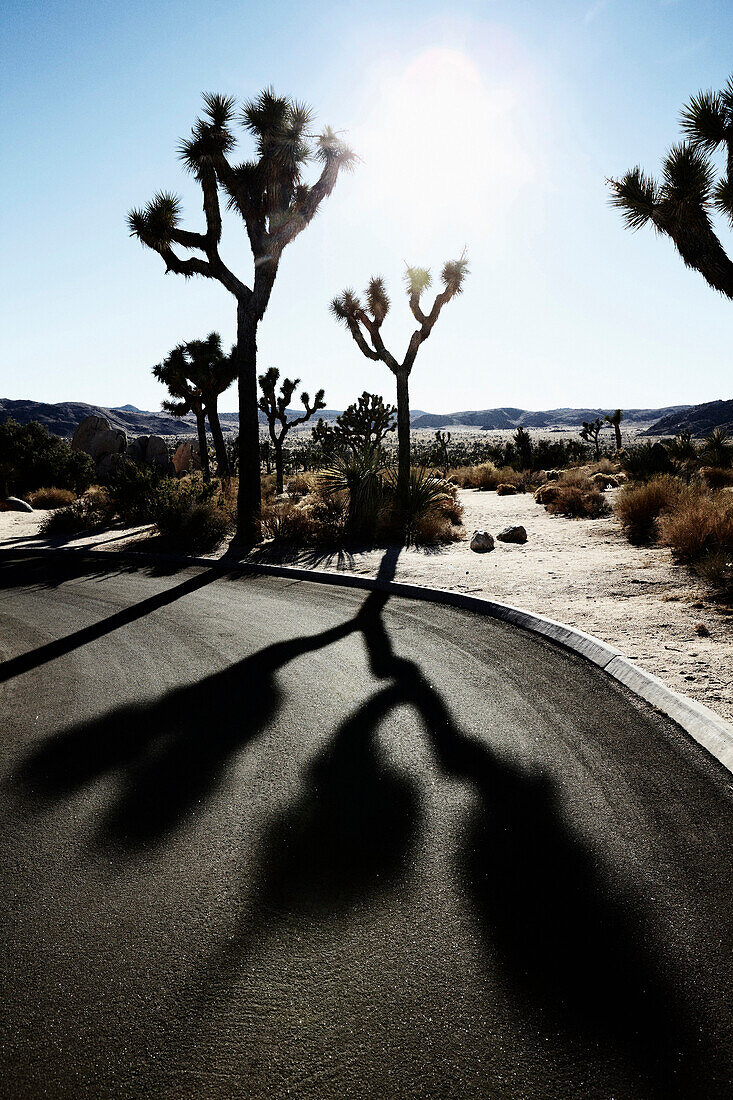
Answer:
[580, 417, 604, 460]
[153, 348, 211, 481]
[154, 334, 236, 478]
[330, 253, 468, 501]
[129, 89, 355, 542]
[605, 409, 624, 451]
[433, 429, 452, 476]
[313, 391, 396, 457]
[258, 367, 326, 492]
[609, 75, 733, 298]
[701, 426, 733, 468]
[513, 426, 533, 470]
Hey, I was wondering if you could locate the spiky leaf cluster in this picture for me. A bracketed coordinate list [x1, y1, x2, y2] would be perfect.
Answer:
[128, 192, 182, 250]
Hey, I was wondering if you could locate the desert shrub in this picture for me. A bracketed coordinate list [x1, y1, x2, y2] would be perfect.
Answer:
[700, 427, 733, 470]
[106, 461, 169, 525]
[0, 419, 95, 497]
[621, 441, 672, 482]
[261, 496, 344, 544]
[699, 466, 733, 490]
[286, 472, 318, 500]
[614, 476, 682, 543]
[39, 493, 110, 536]
[496, 483, 518, 496]
[261, 472, 278, 500]
[384, 466, 456, 545]
[534, 483, 559, 505]
[27, 487, 76, 509]
[409, 507, 464, 545]
[154, 481, 233, 552]
[546, 484, 610, 518]
[449, 462, 501, 490]
[657, 487, 733, 563]
[695, 549, 733, 596]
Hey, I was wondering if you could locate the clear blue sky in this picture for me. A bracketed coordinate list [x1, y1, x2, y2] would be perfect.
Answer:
[1, 0, 732, 414]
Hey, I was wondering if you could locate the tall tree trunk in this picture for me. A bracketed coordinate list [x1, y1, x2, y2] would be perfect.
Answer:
[207, 402, 230, 478]
[235, 301, 262, 544]
[395, 370, 411, 502]
[274, 439, 284, 495]
[614, 424, 622, 451]
[196, 411, 210, 482]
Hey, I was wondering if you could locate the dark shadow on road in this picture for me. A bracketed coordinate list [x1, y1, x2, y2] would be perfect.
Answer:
[9, 546, 731, 1097]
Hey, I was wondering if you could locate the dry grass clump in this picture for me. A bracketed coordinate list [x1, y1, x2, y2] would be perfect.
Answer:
[449, 462, 501, 490]
[657, 487, 733, 562]
[27, 487, 76, 509]
[699, 467, 733, 490]
[286, 472, 318, 499]
[694, 621, 711, 637]
[261, 495, 344, 545]
[614, 476, 682, 544]
[546, 484, 610, 518]
[408, 506, 464, 545]
[154, 483, 233, 552]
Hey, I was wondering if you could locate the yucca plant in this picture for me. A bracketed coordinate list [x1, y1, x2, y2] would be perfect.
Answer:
[386, 465, 453, 544]
[701, 426, 733, 469]
[319, 443, 388, 537]
[330, 252, 469, 502]
[609, 76, 733, 298]
[128, 89, 356, 543]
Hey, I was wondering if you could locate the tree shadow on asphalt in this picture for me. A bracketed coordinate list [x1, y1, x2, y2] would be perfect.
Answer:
[9, 547, 730, 1097]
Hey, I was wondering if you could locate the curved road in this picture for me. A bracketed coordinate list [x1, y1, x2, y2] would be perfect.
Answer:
[0, 551, 732, 1099]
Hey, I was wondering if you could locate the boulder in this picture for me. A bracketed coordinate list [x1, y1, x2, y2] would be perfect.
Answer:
[496, 483, 518, 496]
[173, 441, 192, 475]
[89, 428, 127, 463]
[71, 415, 111, 455]
[496, 525, 527, 544]
[5, 496, 33, 512]
[126, 435, 148, 463]
[470, 529, 495, 553]
[145, 435, 169, 468]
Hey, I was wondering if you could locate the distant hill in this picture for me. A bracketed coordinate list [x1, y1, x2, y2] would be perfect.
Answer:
[410, 405, 691, 430]
[643, 399, 733, 437]
[0, 398, 343, 437]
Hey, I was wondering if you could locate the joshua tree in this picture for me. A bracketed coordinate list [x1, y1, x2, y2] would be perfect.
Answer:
[433, 429, 452, 476]
[154, 349, 211, 481]
[609, 76, 733, 299]
[330, 253, 469, 501]
[605, 409, 624, 451]
[513, 426, 533, 470]
[153, 334, 236, 478]
[258, 367, 326, 493]
[313, 391, 396, 456]
[580, 417, 604, 460]
[128, 89, 355, 542]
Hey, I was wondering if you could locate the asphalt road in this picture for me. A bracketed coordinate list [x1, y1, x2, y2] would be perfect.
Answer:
[0, 551, 732, 1100]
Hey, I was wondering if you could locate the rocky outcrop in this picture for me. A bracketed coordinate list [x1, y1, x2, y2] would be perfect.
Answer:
[71, 415, 111, 454]
[127, 435, 169, 468]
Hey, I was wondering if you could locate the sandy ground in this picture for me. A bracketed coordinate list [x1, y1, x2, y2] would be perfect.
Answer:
[3, 489, 733, 721]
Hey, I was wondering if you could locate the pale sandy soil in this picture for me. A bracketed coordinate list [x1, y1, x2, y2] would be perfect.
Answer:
[3, 490, 733, 721]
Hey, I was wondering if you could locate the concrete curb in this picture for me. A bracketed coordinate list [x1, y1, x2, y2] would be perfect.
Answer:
[4, 543, 733, 776]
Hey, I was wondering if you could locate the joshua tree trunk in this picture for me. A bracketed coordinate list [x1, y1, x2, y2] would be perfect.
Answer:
[207, 404, 230, 478]
[195, 410, 210, 482]
[236, 304, 262, 544]
[613, 423, 622, 450]
[274, 439, 284, 494]
[395, 370, 411, 502]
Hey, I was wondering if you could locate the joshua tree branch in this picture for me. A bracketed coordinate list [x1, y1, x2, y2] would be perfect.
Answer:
[653, 203, 733, 298]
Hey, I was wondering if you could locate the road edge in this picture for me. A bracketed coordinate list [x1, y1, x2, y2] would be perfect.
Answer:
[4, 543, 733, 775]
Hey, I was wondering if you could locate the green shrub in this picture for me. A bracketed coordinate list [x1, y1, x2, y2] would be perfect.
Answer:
[106, 461, 169, 525]
[0, 419, 95, 497]
[614, 476, 682, 544]
[620, 441, 672, 482]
